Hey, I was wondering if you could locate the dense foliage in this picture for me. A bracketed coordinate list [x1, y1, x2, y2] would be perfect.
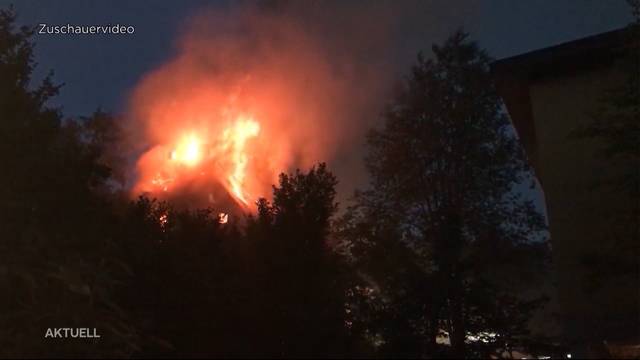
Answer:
[336, 31, 550, 358]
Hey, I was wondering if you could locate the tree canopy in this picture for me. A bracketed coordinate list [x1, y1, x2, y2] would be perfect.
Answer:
[337, 31, 550, 358]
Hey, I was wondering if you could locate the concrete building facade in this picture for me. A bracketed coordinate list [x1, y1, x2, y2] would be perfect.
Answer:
[492, 27, 638, 350]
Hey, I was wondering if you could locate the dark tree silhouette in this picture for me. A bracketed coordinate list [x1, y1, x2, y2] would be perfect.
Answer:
[246, 163, 359, 357]
[0, 7, 139, 357]
[116, 196, 244, 357]
[338, 31, 550, 358]
[112, 164, 360, 358]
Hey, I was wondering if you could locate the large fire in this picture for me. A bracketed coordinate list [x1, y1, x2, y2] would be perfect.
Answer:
[126, 6, 389, 212]
[133, 113, 262, 209]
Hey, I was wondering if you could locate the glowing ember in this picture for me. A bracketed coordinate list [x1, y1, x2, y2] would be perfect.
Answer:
[218, 212, 229, 224]
[159, 213, 168, 227]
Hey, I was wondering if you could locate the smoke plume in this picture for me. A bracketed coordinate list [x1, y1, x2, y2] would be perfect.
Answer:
[126, 2, 398, 212]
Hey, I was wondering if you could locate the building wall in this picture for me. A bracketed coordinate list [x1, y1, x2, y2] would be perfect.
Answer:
[527, 66, 635, 341]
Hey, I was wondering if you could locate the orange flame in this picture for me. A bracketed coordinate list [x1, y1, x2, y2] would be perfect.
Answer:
[133, 113, 261, 208]
[218, 212, 229, 224]
[171, 134, 203, 167]
[222, 117, 260, 205]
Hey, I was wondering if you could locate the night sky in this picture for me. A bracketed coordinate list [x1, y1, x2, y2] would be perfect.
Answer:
[3, 0, 631, 117]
